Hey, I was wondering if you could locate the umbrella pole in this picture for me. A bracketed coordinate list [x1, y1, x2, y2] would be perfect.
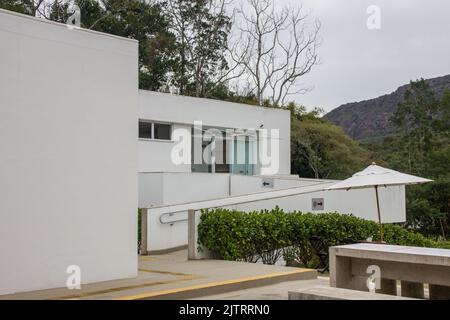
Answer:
[375, 185, 384, 243]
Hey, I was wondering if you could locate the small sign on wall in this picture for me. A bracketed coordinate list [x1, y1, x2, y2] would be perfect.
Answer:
[262, 178, 274, 188]
[312, 198, 324, 211]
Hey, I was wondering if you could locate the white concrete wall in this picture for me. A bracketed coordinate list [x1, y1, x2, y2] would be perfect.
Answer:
[138, 173, 164, 208]
[163, 173, 230, 204]
[229, 175, 331, 195]
[0, 10, 138, 295]
[140, 173, 230, 251]
[140, 173, 406, 252]
[138, 123, 191, 173]
[234, 184, 406, 223]
[138, 90, 291, 175]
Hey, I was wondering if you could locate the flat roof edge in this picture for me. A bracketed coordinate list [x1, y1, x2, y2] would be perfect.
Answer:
[0, 8, 138, 44]
[138, 90, 291, 114]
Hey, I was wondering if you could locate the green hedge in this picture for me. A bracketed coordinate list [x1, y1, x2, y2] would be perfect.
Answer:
[197, 207, 450, 271]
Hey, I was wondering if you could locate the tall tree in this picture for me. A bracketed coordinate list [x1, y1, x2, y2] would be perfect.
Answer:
[391, 78, 441, 174]
[163, 0, 234, 97]
[232, 0, 321, 106]
[93, 0, 174, 90]
[439, 89, 450, 133]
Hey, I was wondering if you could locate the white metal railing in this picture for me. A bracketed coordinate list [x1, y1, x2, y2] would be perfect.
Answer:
[140, 181, 333, 258]
[159, 212, 188, 225]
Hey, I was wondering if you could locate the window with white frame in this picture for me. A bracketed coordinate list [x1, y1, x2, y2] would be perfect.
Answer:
[139, 120, 153, 139]
[138, 120, 172, 140]
[154, 123, 171, 140]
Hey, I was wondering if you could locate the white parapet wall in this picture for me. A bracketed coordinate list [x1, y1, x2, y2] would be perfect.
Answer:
[139, 172, 231, 252]
[140, 173, 406, 253]
[0, 10, 138, 295]
[232, 176, 405, 223]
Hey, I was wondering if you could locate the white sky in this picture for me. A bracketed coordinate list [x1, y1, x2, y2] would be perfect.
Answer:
[275, 0, 450, 112]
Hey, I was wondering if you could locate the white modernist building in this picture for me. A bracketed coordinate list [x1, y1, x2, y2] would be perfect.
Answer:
[138, 90, 291, 176]
[137, 93, 406, 253]
[0, 9, 405, 295]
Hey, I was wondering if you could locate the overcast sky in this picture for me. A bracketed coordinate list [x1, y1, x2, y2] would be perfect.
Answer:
[274, 0, 450, 112]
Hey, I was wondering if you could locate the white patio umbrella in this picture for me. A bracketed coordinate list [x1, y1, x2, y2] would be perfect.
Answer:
[327, 163, 433, 242]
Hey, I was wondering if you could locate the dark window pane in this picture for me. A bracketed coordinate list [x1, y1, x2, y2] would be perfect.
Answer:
[154, 123, 171, 140]
[215, 133, 229, 173]
[139, 121, 152, 139]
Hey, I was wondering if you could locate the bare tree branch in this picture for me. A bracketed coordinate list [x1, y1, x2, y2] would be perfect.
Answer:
[230, 0, 321, 106]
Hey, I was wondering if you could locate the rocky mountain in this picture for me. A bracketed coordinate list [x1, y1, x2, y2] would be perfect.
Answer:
[324, 74, 450, 140]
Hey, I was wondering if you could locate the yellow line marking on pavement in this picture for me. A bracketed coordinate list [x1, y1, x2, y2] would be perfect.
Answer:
[48, 271, 201, 300]
[140, 256, 160, 261]
[116, 268, 313, 300]
[52, 278, 195, 300]
[138, 268, 196, 277]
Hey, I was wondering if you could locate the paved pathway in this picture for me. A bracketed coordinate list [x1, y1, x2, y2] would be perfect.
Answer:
[1, 250, 317, 300]
[192, 277, 330, 300]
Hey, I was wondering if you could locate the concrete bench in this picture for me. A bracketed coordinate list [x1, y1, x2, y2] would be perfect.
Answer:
[288, 286, 417, 300]
[330, 243, 450, 299]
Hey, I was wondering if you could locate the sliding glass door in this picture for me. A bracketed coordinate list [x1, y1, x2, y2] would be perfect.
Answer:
[230, 136, 255, 175]
[191, 128, 255, 176]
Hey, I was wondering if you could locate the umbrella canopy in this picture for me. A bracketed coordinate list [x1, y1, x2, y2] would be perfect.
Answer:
[326, 163, 433, 243]
[327, 164, 433, 191]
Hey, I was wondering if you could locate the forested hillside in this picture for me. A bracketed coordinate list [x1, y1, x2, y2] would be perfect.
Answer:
[363, 80, 450, 238]
[325, 74, 450, 140]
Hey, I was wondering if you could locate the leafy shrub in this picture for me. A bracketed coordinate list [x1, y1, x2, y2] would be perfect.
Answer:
[197, 207, 450, 271]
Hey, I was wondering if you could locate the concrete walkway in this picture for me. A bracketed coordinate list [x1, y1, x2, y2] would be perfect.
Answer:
[193, 277, 330, 300]
[0, 250, 317, 300]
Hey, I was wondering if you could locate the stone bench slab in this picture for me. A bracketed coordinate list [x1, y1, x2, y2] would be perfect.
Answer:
[332, 243, 450, 266]
[288, 286, 417, 300]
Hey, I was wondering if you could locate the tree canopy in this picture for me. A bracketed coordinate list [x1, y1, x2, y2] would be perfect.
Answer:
[288, 103, 369, 180]
[364, 80, 450, 239]
[51, 0, 175, 90]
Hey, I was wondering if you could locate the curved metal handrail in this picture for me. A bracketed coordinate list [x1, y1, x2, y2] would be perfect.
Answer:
[159, 212, 188, 225]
